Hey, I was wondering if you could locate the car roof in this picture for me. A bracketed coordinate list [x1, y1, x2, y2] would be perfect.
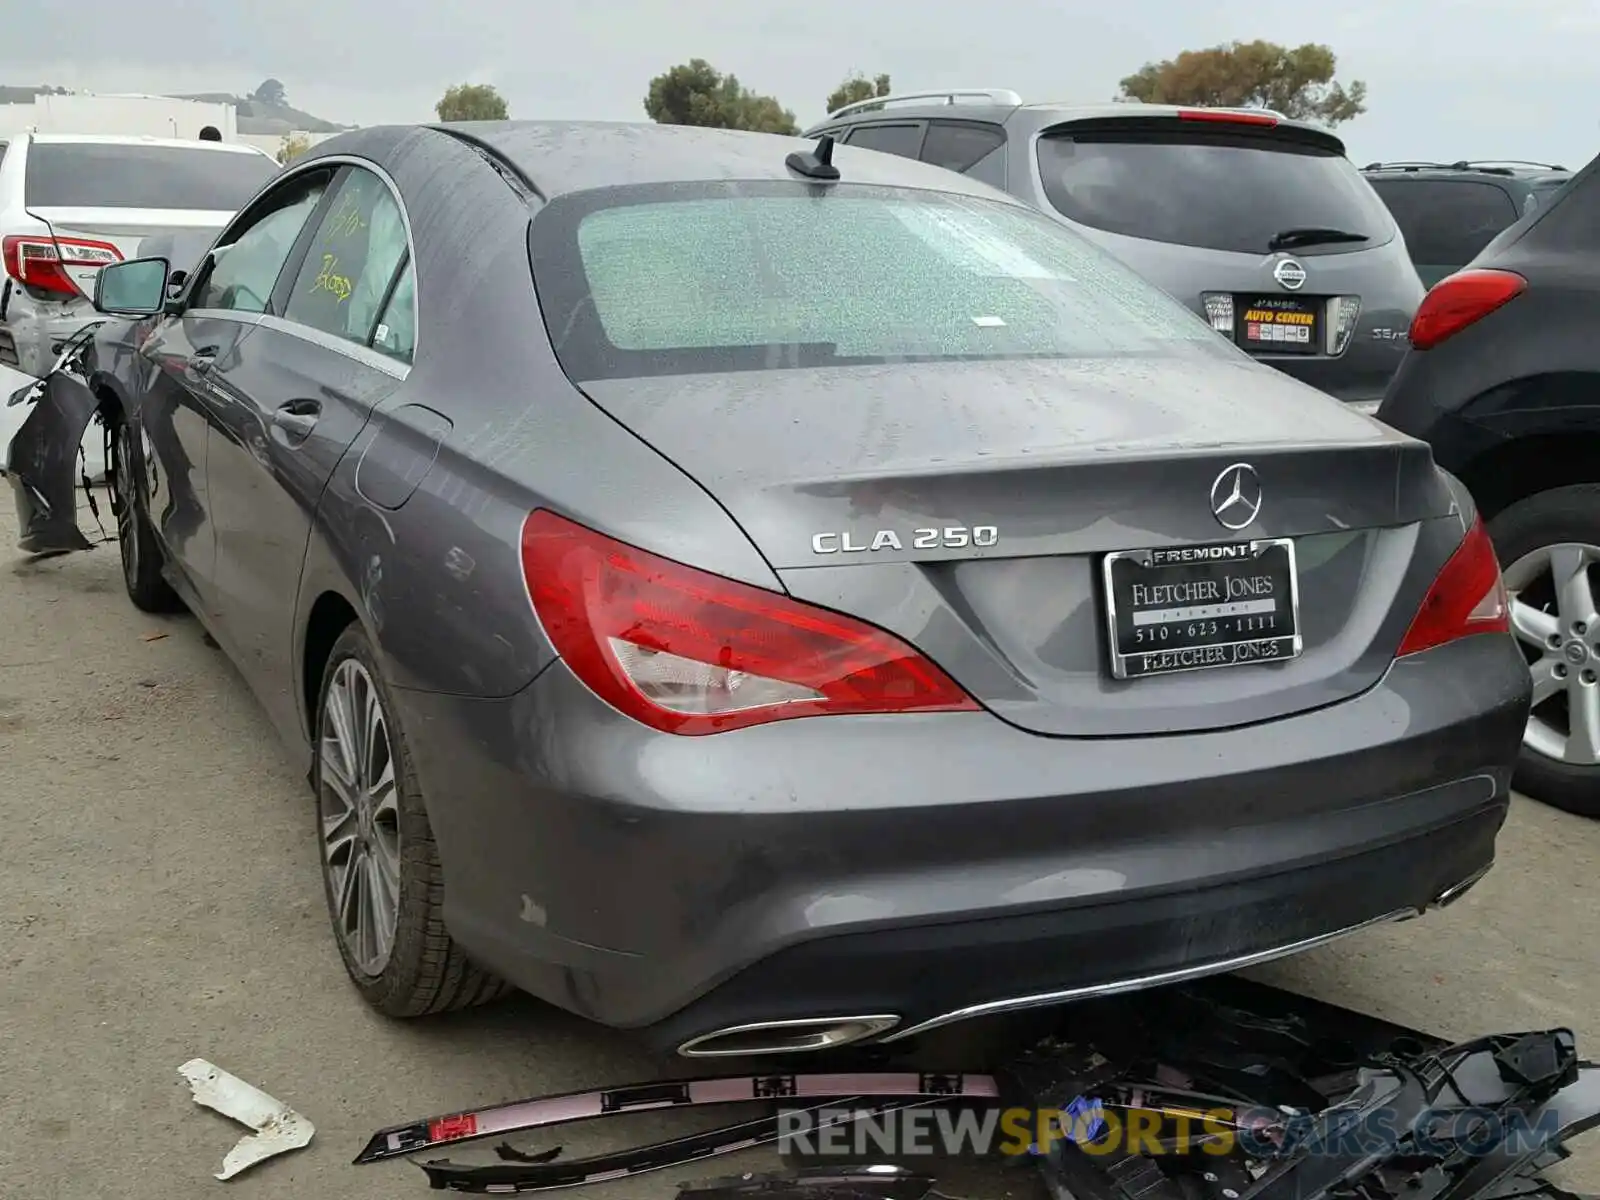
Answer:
[807, 99, 1337, 142]
[387, 120, 1026, 202]
[1361, 161, 1569, 186]
[26, 132, 270, 156]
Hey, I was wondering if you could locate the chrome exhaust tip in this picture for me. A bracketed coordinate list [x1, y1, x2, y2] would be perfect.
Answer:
[676, 1015, 901, 1058]
[1431, 860, 1494, 909]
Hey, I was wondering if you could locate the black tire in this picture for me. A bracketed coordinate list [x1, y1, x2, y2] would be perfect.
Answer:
[313, 623, 511, 1015]
[106, 411, 183, 614]
[1488, 484, 1600, 819]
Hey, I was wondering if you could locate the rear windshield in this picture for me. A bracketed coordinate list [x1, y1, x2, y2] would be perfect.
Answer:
[24, 143, 277, 211]
[1036, 130, 1394, 256]
[1365, 178, 1518, 267]
[529, 181, 1229, 382]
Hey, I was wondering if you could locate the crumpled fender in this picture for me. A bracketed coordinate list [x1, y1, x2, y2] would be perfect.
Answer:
[4, 369, 101, 554]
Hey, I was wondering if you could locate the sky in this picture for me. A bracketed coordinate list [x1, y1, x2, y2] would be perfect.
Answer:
[3, 0, 1596, 172]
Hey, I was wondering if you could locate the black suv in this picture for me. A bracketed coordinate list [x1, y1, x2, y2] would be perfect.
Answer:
[1362, 162, 1571, 288]
[1377, 150, 1600, 819]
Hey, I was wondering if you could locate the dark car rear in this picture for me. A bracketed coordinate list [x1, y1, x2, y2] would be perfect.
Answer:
[1363, 161, 1572, 288]
[1376, 150, 1600, 819]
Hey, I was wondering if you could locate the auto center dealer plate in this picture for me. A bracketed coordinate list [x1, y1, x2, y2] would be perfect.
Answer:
[1101, 538, 1303, 680]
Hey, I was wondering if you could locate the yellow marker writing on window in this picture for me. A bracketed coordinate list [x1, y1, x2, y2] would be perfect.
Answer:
[310, 253, 353, 303]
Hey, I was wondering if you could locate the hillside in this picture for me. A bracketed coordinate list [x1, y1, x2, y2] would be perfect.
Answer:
[173, 92, 349, 135]
[0, 81, 350, 135]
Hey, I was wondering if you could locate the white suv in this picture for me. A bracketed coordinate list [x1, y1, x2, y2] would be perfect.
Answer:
[0, 134, 278, 377]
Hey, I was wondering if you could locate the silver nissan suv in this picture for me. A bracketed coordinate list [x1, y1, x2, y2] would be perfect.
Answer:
[805, 89, 1424, 409]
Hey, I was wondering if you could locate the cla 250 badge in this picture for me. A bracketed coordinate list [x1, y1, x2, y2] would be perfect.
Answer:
[811, 526, 1000, 554]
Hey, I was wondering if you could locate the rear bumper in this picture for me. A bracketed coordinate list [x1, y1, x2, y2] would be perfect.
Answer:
[0, 292, 98, 378]
[388, 630, 1529, 1053]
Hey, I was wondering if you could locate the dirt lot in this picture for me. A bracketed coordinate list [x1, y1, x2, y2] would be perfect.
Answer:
[1, 486, 1597, 1200]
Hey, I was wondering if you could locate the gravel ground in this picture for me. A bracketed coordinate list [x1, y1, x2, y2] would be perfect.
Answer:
[1, 485, 1596, 1200]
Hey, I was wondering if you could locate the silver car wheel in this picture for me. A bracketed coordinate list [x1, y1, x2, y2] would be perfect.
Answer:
[318, 657, 402, 976]
[1505, 542, 1600, 765]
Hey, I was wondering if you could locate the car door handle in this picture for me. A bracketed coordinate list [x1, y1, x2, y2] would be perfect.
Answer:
[189, 346, 220, 374]
[271, 398, 322, 435]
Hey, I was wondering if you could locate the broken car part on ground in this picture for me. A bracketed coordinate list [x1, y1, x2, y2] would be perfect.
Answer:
[3, 318, 115, 553]
[353, 979, 1600, 1197]
[177, 1058, 315, 1179]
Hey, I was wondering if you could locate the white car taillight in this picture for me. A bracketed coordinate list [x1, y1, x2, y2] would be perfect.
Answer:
[1, 234, 122, 298]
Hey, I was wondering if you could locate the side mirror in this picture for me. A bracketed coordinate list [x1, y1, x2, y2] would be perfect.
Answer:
[93, 257, 172, 316]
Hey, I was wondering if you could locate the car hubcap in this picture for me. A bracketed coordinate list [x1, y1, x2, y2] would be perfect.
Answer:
[112, 424, 137, 586]
[1505, 543, 1600, 765]
[318, 658, 401, 975]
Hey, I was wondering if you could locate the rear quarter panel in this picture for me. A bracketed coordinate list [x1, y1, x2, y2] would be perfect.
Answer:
[1381, 255, 1600, 459]
[295, 127, 783, 721]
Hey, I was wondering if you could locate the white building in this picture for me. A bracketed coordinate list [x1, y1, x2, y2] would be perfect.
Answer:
[0, 92, 237, 139]
[0, 92, 343, 159]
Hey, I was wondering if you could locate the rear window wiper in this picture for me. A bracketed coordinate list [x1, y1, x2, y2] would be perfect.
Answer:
[1267, 227, 1371, 251]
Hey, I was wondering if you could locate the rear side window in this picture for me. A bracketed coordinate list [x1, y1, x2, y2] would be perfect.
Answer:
[920, 122, 1007, 173]
[1037, 130, 1394, 255]
[372, 259, 416, 363]
[283, 167, 411, 347]
[846, 124, 925, 159]
[24, 143, 276, 210]
[530, 181, 1226, 382]
[1367, 178, 1518, 266]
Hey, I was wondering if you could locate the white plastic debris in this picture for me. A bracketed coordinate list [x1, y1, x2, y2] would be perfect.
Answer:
[177, 1058, 315, 1180]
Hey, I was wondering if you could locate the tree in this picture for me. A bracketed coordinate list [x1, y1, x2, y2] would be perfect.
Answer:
[643, 59, 798, 135]
[252, 78, 288, 108]
[825, 72, 890, 116]
[277, 133, 311, 165]
[435, 83, 509, 122]
[1117, 40, 1366, 126]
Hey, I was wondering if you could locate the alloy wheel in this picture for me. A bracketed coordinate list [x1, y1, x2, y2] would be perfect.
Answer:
[1505, 542, 1600, 765]
[318, 658, 402, 976]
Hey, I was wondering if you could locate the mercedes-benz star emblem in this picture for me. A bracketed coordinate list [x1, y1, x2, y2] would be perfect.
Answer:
[1273, 258, 1307, 291]
[1210, 462, 1263, 531]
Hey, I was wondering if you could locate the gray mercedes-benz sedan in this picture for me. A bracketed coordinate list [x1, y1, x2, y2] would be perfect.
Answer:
[25, 120, 1529, 1058]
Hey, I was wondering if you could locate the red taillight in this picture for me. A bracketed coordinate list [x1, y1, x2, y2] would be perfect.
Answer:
[1, 233, 122, 297]
[1178, 108, 1278, 126]
[1397, 517, 1510, 657]
[519, 510, 979, 735]
[1407, 269, 1526, 351]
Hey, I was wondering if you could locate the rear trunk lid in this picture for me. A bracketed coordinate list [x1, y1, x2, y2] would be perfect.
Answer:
[580, 357, 1458, 737]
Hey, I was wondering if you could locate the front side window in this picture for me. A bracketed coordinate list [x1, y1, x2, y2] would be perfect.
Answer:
[283, 167, 411, 346]
[193, 171, 332, 314]
[530, 181, 1226, 382]
[1037, 129, 1395, 255]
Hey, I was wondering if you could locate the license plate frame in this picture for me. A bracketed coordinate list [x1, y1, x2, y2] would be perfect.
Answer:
[1237, 295, 1321, 355]
[1101, 538, 1303, 680]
